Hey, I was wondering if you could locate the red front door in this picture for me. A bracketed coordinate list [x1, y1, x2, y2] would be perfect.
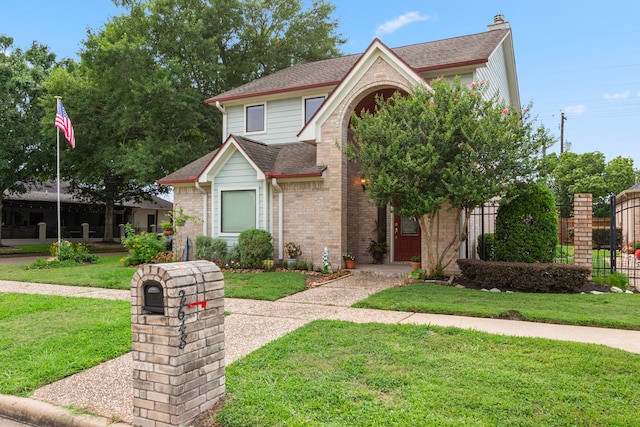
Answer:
[394, 215, 421, 261]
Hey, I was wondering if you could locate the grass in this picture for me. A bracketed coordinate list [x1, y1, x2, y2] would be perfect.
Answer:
[0, 243, 124, 255]
[0, 256, 309, 299]
[224, 272, 307, 300]
[0, 244, 52, 255]
[353, 282, 640, 330]
[206, 320, 640, 427]
[0, 255, 137, 289]
[0, 293, 131, 396]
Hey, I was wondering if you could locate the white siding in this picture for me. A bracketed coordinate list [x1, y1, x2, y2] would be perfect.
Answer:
[211, 150, 265, 246]
[225, 98, 305, 145]
[476, 45, 511, 104]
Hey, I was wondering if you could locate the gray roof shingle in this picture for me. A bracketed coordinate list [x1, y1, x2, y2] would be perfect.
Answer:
[158, 136, 325, 184]
[206, 29, 509, 103]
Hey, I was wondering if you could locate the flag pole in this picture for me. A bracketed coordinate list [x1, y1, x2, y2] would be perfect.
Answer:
[54, 96, 62, 255]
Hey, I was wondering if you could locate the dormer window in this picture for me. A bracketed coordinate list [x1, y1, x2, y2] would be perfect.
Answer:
[304, 96, 325, 123]
[245, 104, 265, 133]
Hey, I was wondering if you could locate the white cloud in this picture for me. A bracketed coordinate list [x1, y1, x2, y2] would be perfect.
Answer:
[375, 12, 430, 37]
[564, 105, 586, 116]
[603, 91, 630, 100]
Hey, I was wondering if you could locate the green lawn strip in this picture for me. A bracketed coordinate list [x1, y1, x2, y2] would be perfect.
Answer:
[0, 293, 131, 396]
[0, 255, 136, 289]
[212, 320, 640, 427]
[0, 258, 307, 300]
[224, 272, 307, 300]
[353, 282, 640, 330]
[0, 243, 125, 255]
[0, 244, 52, 255]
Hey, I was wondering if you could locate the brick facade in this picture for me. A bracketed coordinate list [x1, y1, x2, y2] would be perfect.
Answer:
[172, 55, 464, 269]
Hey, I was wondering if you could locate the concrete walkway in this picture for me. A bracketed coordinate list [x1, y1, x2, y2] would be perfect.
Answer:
[1, 273, 640, 426]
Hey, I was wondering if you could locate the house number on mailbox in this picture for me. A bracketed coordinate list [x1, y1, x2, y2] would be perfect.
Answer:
[177, 290, 188, 349]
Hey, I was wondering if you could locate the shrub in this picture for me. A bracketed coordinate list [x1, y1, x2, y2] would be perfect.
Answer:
[195, 235, 228, 262]
[121, 223, 166, 266]
[477, 233, 496, 261]
[222, 245, 242, 269]
[237, 229, 273, 269]
[592, 228, 621, 249]
[457, 259, 589, 293]
[494, 183, 558, 263]
[50, 240, 98, 263]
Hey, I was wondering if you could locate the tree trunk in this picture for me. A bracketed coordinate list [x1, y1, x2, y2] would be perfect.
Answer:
[418, 205, 470, 277]
[103, 202, 115, 242]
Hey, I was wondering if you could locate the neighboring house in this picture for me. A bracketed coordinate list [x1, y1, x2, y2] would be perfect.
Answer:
[616, 183, 640, 246]
[158, 15, 520, 271]
[2, 181, 172, 241]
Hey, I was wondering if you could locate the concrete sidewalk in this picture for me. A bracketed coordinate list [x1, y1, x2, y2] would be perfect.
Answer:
[1, 275, 640, 426]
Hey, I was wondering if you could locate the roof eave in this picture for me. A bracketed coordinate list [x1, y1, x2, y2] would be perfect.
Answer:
[206, 81, 340, 105]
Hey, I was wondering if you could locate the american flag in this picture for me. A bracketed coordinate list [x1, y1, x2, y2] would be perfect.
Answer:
[55, 100, 75, 148]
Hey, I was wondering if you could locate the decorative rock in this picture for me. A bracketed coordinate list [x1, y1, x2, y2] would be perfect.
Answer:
[455, 284, 466, 289]
[590, 291, 605, 295]
[626, 290, 634, 294]
[489, 288, 501, 292]
[611, 286, 623, 293]
[481, 288, 489, 292]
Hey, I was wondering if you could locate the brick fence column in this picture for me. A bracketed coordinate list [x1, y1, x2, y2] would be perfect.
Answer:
[573, 194, 592, 276]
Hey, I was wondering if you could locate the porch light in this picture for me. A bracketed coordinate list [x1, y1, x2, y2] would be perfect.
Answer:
[360, 177, 368, 191]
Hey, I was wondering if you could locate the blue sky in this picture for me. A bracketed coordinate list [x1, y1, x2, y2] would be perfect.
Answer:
[2, 0, 639, 166]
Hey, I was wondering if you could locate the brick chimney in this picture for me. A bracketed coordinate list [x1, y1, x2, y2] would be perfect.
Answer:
[488, 14, 510, 31]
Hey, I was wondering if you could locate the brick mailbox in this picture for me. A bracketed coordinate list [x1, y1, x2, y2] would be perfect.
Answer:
[131, 261, 225, 427]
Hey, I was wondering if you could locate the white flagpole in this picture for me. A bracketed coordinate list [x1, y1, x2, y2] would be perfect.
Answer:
[54, 96, 62, 255]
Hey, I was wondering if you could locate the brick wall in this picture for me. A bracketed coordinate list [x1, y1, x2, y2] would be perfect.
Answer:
[172, 184, 210, 260]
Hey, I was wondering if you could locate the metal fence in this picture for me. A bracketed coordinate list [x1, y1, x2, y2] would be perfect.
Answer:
[463, 194, 640, 289]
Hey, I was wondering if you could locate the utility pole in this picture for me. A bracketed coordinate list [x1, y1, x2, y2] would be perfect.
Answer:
[560, 112, 567, 154]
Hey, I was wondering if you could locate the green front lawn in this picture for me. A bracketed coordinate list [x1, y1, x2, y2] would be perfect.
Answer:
[0, 293, 131, 396]
[0, 255, 136, 289]
[0, 256, 308, 300]
[206, 320, 640, 426]
[353, 282, 640, 330]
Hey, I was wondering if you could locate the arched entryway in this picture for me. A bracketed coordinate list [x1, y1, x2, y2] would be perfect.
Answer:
[347, 87, 421, 263]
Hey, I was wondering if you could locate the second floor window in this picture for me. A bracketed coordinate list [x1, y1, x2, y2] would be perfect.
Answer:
[305, 96, 325, 123]
[246, 104, 265, 133]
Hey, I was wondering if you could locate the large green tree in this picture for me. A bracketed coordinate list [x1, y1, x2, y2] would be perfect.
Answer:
[546, 151, 636, 216]
[0, 36, 56, 245]
[348, 78, 554, 276]
[45, 0, 344, 241]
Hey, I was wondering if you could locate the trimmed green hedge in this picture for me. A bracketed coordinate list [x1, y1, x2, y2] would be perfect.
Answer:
[494, 184, 558, 263]
[457, 259, 590, 293]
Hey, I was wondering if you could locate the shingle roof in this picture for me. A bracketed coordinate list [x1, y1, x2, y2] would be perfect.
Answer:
[157, 150, 219, 184]
[4, 181, 172, 209]
[206, 29, 509, 103]
[234, 135, 325, 177]
[157, 136, 325, 184]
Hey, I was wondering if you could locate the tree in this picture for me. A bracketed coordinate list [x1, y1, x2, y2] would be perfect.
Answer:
[547, 151, 636, 216]
[43, 0, 344, 241]
[348, 77, 554, 276]
[0, 36, 56, 245]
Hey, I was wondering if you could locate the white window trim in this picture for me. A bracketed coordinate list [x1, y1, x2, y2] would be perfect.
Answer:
[218, 187, 260, 237]
[302, 95, 326, 125]
[244, 103, 266, 134]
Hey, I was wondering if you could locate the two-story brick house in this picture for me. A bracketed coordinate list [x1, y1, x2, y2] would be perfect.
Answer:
[158, 15, 519, 271]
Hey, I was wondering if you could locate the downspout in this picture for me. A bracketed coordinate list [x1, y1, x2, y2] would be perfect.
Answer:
[271, 178, 284, 260]
[195, 182, 207, 236]
[215, 101, 227, 140]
